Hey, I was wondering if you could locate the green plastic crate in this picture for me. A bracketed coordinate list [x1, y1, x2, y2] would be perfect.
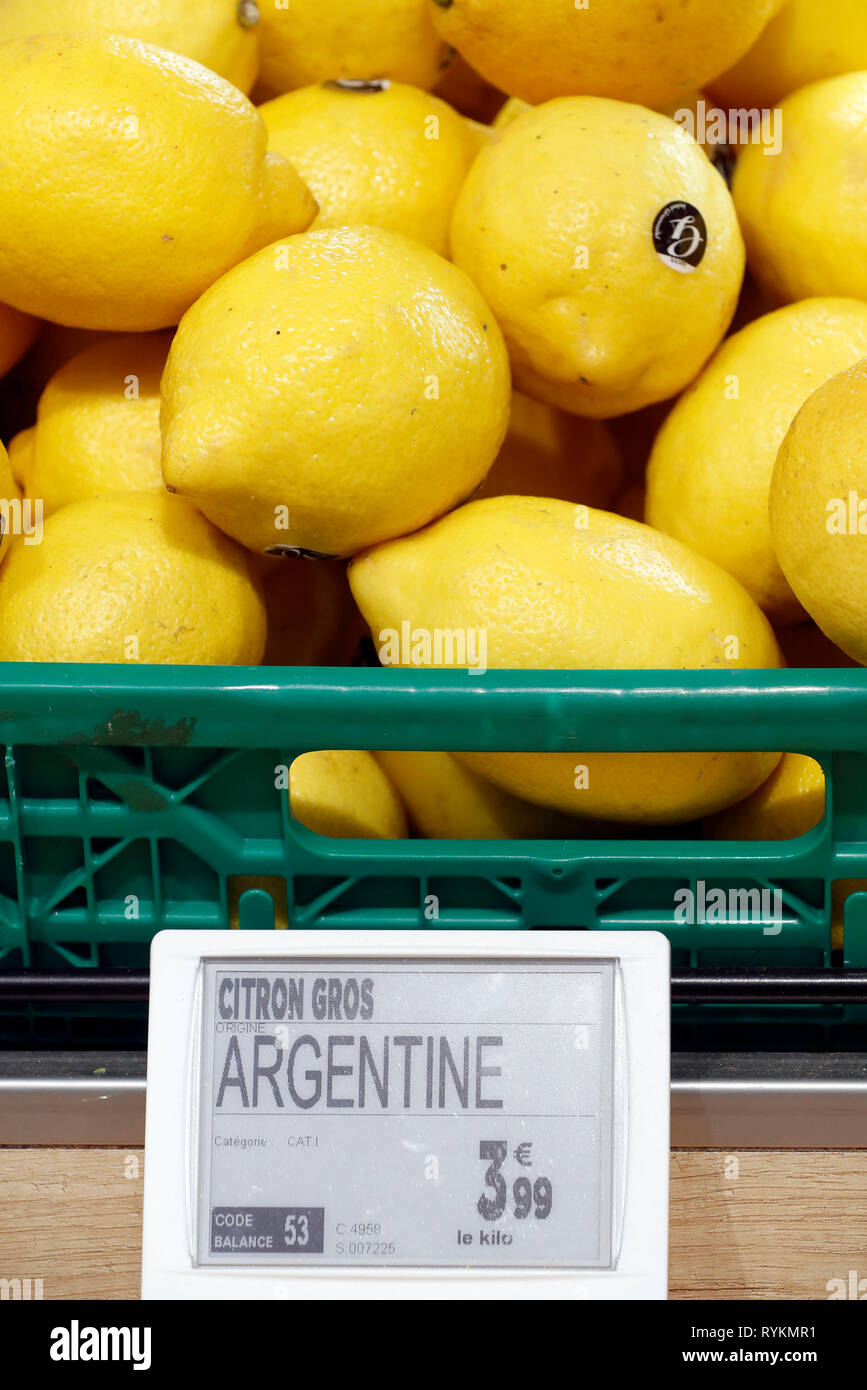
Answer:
[2, 664, 867, 1048]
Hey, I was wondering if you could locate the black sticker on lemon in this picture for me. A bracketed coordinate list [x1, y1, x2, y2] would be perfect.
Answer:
[652, 202, 707, 273]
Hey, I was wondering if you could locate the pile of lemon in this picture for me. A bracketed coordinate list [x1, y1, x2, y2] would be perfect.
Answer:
[1, 0, 866, 863]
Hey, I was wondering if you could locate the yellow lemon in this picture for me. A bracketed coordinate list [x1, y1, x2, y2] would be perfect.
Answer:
[375, 750, 586, 839]
[491, 97, 531, 130]
[0, 0, 260, 93]
[733, 73, 867, 304]
[260, 79, 478, 254]
[646, 299, 867, 623]
[161, 226, 510, 557]
[462, 117, 494, 156]
[429, 0, 782, 109]
[0, 35, 316, 331]
[710, 0, 867, 109]
[7, 428, 34, 492]
[0, 492, 266, 664]
[705, 753, 857, 950]
[770, 359, 867, 664]
[450, 98, 744, 418]
[261, 558, 363, 666]
[495, 92, 716, 150]
[0, 302, 38, 379]
[706, 753, 825, 842]
[0, 443, 20, 566]
[257, 0, 447, 98]
[290, 751, 408, 839]
[475, 392, 623, 509]
[349, 496, 782, 824]
[28, 334, 171, 515]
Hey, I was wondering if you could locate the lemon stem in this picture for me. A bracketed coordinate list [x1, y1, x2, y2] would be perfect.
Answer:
[237, 1, 260, 30]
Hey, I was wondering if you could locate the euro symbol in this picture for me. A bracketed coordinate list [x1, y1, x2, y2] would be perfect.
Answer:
[514, 1143, 532, 1167]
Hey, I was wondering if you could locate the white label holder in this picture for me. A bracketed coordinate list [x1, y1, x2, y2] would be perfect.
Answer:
[142, 929, 670, 1300]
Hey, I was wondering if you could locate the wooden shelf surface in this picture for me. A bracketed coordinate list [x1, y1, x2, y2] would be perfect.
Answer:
[1, 1148, 865, 1300]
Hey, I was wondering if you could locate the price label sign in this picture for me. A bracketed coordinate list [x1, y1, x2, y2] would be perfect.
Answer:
[200, 959, 614, 1269]
[142, 931, 669, 1299]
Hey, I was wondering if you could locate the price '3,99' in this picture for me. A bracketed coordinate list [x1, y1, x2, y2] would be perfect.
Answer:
[476, 1141, 553, 1222]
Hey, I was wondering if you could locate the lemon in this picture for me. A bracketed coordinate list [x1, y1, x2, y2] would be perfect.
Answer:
[349, 496, 782, 824]
[706, 753, 825, 842]
[0, 443, 20, 566]
[7, 428, 34, 492]
[374, 750, 585, 839]
[0, 492, 266, 664]
[491, 97, 531, 130]
[0, 35, 316, 331]
[710, 0, 867, 109]
[28, 334, 171, 515]
[771, 359, 867, 664]
[262, 558, 363, 666]
[646, 299, 867, 622]
[260, 79, 478, 255]
[0, 302, 38, 379]
[376, 751, 638, 839]
[475, 393, 623, 510]
[705, 753, 856, 949]
[290, 751, 408, 839]
[462, 117, 494, 157]
[429, 0, 782, 109]
[733, 73, 867, 304]
[450, 98, 744, 418]
[257, 0, 447, 98]
[494, 91, 715, 149]
[162, 226, 510, 558]
[0, 0, 260, 94]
